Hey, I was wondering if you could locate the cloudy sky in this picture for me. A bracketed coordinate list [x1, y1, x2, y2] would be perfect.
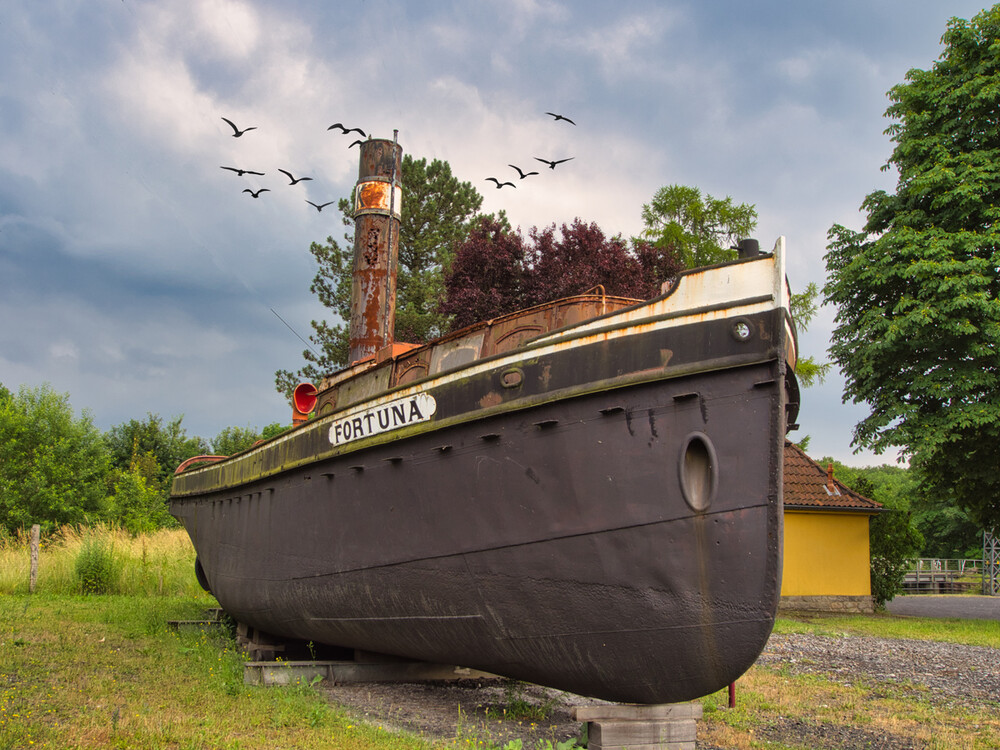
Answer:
[0, 0, 991, 464]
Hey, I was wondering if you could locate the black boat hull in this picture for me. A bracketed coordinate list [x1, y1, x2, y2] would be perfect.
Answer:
[173, 329, 787, 703]
[172, 246, 796, 704]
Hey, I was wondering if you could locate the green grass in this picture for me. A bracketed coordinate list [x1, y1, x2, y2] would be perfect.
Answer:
[773, 610, 1000, 649]
[3, 528, 999, 749]
[0, 593, 443, 750]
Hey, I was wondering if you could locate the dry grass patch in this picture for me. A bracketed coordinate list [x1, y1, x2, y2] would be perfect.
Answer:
[0, 525, 203, 597]
[698, 664, 1000, 749]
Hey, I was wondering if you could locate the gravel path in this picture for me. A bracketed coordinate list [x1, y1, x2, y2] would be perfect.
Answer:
[322, 631, 1000, 749]
[757, 631, 1000, 712]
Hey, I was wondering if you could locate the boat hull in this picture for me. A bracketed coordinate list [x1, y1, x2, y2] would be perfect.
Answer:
[172, 303, 790, 703]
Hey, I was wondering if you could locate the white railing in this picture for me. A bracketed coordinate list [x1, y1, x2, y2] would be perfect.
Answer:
[902, 559, 983, 594]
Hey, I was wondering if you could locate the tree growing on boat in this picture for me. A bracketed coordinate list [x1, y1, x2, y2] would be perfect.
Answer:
[640, 184, 758, 268]
[440, 216, 682, 330]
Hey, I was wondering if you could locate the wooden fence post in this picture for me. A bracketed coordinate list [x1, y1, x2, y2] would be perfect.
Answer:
[29, 524, 40, 594]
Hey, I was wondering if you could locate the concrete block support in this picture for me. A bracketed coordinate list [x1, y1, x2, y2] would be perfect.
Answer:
[244, 660, 494, 687]
[573, 703, 703, 750]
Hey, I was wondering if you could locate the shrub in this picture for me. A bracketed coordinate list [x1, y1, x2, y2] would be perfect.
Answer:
[74, 537, 121, 594]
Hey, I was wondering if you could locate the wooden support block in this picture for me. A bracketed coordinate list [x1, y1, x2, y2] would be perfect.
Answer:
[166, 620, 221, 630]
[573, 702, 702, 750]
[590, 719, 697, 746]
[574, 704, 703, 722]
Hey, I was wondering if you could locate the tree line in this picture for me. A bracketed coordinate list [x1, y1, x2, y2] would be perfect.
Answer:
[0, 382, 285, 536]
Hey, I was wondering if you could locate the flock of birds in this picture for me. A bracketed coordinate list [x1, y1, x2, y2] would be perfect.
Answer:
[484, 111, 576, 189]
[219, 116, 371, 211]
[219, 109, 576, 205]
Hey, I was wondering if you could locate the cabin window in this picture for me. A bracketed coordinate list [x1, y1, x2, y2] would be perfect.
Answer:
[430, 333, 485, 374]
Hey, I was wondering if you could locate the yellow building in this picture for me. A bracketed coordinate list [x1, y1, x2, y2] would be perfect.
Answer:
[779, 442, 882, 614]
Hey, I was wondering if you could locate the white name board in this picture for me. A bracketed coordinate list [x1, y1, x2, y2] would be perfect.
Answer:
[328, 393, 437, 446]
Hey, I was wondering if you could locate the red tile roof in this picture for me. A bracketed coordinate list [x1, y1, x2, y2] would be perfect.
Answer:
[783, 441, 882, 512]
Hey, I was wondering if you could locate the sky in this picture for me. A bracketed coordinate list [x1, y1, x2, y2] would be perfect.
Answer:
[0, 0, 992, 466]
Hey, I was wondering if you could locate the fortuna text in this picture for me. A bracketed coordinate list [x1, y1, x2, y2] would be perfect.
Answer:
[328, 393, 437, 446]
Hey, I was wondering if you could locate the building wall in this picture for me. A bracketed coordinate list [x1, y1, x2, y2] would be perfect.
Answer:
[781, 510, 872, 597]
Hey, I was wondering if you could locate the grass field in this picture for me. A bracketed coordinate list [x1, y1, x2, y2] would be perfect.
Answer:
[2, 527, 999, 749]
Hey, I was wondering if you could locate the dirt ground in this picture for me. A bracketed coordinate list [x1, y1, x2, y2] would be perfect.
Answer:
[320, 627, 1000, 750]
[323, 677, 607, 748]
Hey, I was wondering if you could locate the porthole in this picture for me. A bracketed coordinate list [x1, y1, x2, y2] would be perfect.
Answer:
[500, 368, 524, 388]
[679, 432, 718, 513]
[731, 317, 753, 342]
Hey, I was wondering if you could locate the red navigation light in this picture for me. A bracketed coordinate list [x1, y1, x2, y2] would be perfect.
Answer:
[292, 383, 318, 423]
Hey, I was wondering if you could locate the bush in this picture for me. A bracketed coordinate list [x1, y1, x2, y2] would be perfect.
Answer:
[108, 468, 173, 535]
[74, 537, 121, 594]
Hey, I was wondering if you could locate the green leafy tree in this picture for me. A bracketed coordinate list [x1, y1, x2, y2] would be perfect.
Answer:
[640, 184, 757, 268]
[210, 423, 286, 455]
[104, 414, 207, 496]
[275, 156, 484, 396]
[824, 6, 1000, 533]
[0, 383, 110, 532]
[107, 467, 173, 535]
[789, 282, 832, 388]
[911, 487, 982, 559]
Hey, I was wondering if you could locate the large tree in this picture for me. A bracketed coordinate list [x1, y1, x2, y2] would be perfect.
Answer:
[275, 156, 484, 395]
[0, 383, 110, 532]
[825, 7, 1000, 532]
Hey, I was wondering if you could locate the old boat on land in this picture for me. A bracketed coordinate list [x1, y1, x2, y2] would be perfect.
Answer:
[170, 138, 799, 705]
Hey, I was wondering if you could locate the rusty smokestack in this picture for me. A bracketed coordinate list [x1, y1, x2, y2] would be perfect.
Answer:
[348, 134, 402, 364]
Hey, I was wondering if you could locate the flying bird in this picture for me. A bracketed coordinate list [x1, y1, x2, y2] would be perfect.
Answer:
[328, 123, 367, 137]
[508, 164, 539, 179]
[242, 188, 270, 198]
[278, 169, 313, 185]
[220, 166, 264, 176]
[485, 177, 516, 189]
[545, 112, 576, 125]
[534, 157, 575, 170]
[221, 117, 257, 137]
[349, 139, 364, 149]
[306, 200, 335, 212]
